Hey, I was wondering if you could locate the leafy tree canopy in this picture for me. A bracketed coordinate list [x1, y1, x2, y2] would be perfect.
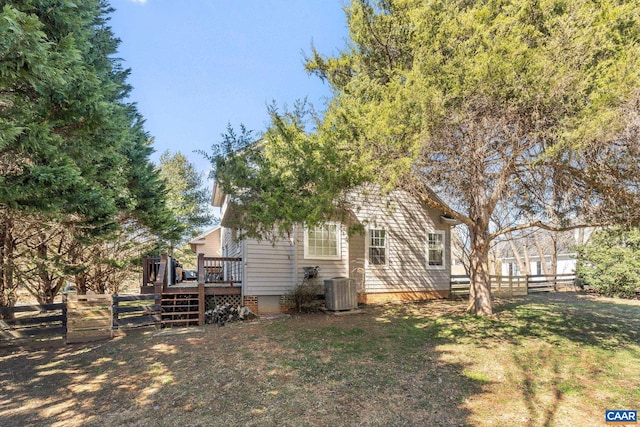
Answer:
[305, 0, 640, 314]
[210, 0, 640, 315]
[207, 102, 362, 240]
[0, 0, 179, 309]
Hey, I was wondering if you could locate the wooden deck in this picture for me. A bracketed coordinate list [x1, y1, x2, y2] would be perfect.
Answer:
[140, 284, 240, 296]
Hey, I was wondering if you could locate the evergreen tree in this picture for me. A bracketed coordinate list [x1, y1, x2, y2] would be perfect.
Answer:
[159, 150, 214, 251]
[303, 0, 640, 315]
[0, 1, 175, 309]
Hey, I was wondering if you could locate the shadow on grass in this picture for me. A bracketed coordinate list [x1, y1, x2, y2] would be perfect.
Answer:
[0, 333, 182, 427]
[369, 292, 640, 426]
[1, 292, 637, 426]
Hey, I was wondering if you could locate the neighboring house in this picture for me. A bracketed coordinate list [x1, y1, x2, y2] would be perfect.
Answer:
[212, 183, 457, 314]
[497, 227, 594, 277]
[189, 226, 222, 257]
[500, 253, 578, 276]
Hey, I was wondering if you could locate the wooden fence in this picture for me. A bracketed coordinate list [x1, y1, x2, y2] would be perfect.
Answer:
[0, 302, 66, 346]
[1, 292, 165, 347]
[450, 274, 577, 298]
[112, 293, 161, 332]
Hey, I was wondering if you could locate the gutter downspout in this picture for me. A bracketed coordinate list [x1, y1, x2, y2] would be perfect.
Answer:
[242, 237, 247, 300]
[292, 225, 298, 289]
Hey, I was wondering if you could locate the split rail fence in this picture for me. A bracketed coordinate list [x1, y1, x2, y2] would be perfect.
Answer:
[450, 274, 577, 298]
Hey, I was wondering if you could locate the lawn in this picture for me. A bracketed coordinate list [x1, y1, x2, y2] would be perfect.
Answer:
[1, 293, 638, 426]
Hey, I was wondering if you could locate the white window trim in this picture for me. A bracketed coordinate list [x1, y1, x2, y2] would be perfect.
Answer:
[365, 226, 389, 267]
[426, 229, 446, 270]
[304, 222, 342, 260]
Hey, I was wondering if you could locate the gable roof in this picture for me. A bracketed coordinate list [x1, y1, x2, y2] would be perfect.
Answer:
[189, 225, 221, 245]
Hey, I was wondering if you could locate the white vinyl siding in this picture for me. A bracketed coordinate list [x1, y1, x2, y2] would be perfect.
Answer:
[426, 230, 445, 269]
[244, 238, 295, 296]
[346, 186, 451, 293]
[304, 223, 341, 260]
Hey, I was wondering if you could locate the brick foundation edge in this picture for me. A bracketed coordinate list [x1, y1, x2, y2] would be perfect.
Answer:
[242, 295, 258, 313]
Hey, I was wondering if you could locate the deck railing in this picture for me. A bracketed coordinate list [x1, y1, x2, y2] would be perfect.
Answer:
[142, 255, 162, 286]
[141, 253, 243, 300]
[197, 254, 243, 286]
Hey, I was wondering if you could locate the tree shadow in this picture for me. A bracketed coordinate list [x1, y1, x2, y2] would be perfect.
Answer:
[422, 293, 640, 353]
[376, 293, 640, 426]
[1, 293, 636, 426]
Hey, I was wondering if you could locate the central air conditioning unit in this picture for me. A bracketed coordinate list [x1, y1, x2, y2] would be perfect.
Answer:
[324, 277, 358, 311]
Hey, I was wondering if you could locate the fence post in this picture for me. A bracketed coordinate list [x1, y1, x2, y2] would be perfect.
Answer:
[112, 294, 118, 331]
[198, 281, 205, 326]
[62, 293, 68, 335]
[526, 275, 530, 295]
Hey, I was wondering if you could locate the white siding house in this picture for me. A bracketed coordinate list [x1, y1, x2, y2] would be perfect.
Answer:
[212, 183, 456, 313]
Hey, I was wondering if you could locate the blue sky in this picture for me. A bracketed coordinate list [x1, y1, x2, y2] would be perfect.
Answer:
[109, 0, 350, 179]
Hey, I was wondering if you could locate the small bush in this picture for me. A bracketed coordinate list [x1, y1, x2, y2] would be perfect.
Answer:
[285, 281, 322, 312]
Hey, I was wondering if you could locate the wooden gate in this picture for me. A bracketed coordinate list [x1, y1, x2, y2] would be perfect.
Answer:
[66, 294, 113, 344]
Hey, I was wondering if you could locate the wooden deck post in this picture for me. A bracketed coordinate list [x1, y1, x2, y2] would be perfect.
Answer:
[142, 256, 149, 287]
[156, 254, 169, 292]
[197, 253, 205, 284]
[198, 281, 205, 326]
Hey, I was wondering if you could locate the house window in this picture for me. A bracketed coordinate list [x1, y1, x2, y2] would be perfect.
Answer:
[426, 230, 445, 268]
[304, 223, 341, 259]
[368, 228, 387, 266]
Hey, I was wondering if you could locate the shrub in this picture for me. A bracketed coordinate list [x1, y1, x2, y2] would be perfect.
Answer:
[285, 281, 323, 312]
[575, 226, 640, 298]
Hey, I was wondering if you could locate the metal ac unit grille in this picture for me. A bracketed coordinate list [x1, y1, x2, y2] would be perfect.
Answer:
[324, 277, 357, 311]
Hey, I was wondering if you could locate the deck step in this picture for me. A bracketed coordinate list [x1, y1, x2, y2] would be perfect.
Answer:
[160, 293, 202, 328]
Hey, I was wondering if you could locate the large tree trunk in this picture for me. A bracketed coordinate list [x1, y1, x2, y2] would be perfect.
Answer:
[468, 225, 493, 316]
